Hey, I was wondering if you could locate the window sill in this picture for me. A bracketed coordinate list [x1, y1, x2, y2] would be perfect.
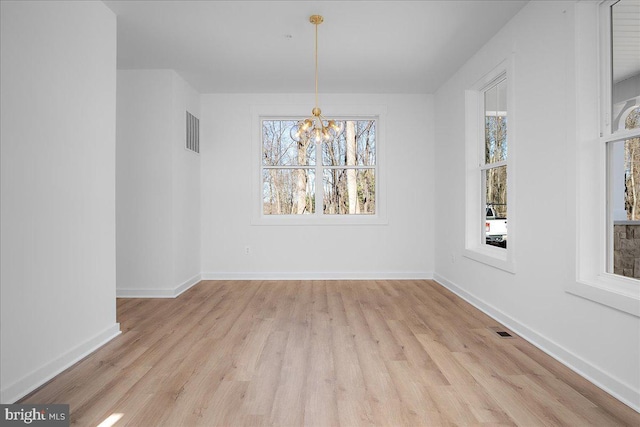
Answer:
[251, 213, 389, 226]
[566, 274, 640, 317]
[463, 244, 515, 274]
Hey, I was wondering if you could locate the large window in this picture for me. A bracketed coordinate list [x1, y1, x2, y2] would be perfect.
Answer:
[464, 59, 515, 272]
[569, 0, 639, 317]
[605, 0, 640, 280]
[260, 118, 377, 218]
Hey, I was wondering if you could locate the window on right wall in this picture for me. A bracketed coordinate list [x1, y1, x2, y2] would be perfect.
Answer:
[464, 57, 515, 273]
[483, 77, 508, 249]
[568, 0, 639, 317]
[605, 0, 640, 280]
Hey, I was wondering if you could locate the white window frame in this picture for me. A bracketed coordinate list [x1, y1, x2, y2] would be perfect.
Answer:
[251, 104, 387, 226]
[568, 0, 640, 317]
[463, 57, 516, 273]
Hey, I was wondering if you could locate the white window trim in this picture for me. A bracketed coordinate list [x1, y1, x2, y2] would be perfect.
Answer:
[570, 0, 640, 317]
[251, 104, 388, 226]
[463, 57, 516, 274]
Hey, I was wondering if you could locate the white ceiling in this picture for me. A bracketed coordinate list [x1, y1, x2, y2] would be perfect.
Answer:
[103, 0, 529, 94]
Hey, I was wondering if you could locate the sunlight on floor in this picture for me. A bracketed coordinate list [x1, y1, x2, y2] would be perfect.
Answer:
[96, 413, 124, 427]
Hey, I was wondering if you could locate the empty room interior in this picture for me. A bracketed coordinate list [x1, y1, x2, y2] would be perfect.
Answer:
[1, 0, 640, 425]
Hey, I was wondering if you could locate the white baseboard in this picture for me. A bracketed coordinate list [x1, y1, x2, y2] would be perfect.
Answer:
[200, 271, 433, 281]
[173, 274, 202, 297]
[116, 274, 201, 298]
[432, 273, 640, 413]
[1, 323, 121, 404]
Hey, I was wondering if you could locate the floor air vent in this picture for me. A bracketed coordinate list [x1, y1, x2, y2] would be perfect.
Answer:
[488, 326, 515, 338]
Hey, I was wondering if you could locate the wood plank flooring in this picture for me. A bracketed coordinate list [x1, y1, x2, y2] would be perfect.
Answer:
[20, 280, 640, 426]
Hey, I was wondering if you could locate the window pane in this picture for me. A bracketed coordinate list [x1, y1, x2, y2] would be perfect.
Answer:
[485, 166, 507, 248]
[611, 0, 640, 133]
[263, 169, 315, 215]
[322, 169, 375, 215]
[263, 120, 315, 166]
[628, 107, 640, 130]
[323, 120, 376, 166]
[609, 127, 640, 278]
[485, 79, 507, 164]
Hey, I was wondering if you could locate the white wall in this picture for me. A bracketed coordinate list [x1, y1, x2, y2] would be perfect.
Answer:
[117, 70, 173, 294]
[201, 93, 434, 279]
[171, 72, 201, 290]
[434, 1, 639, 410]
[116, 70, 200, 297]
[0, 0, 120, 403]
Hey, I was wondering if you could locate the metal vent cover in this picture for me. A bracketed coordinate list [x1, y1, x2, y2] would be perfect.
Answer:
[186, 111, 199, 154]
[488, 326, 515, 339]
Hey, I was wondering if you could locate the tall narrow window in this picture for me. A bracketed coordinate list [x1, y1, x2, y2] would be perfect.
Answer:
[482, 77, 508, 249]
[568, 0, 639, 317]
[464, 59, 513, 272]
[606, 0, 640, 279]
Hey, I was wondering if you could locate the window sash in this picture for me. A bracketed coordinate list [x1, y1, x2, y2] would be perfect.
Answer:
[481, 75, 508, 250]
[483, 77, 508, 167]
[605, 132, 640, 277]
[601, 128, 640, 144]
[480, 160, 507, 171]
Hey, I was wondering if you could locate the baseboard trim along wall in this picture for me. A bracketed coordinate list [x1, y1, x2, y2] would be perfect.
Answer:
[1, 323, 121, 404]
[432, 273, 640, 413]
[116, 274, 201, 298]
[200, 271, 433, 281]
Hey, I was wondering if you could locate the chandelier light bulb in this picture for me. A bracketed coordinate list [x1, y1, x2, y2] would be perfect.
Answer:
[312, 128, 322, 144]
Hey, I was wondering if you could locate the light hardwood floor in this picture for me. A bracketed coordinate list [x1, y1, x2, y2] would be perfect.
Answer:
[21, 280, 640, 426]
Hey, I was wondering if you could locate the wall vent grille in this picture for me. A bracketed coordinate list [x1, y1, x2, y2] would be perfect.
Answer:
[186, 111, 200, 154]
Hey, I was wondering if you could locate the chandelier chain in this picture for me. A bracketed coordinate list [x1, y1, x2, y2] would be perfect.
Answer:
[315, 19, 319, 110]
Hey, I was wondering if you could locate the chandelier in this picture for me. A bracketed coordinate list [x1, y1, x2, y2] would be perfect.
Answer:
[290, 15, 344, 144]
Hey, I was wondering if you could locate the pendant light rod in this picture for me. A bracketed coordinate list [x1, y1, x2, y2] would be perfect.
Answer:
[290, 14, 344, 145]
[310, 14, 323, 111]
